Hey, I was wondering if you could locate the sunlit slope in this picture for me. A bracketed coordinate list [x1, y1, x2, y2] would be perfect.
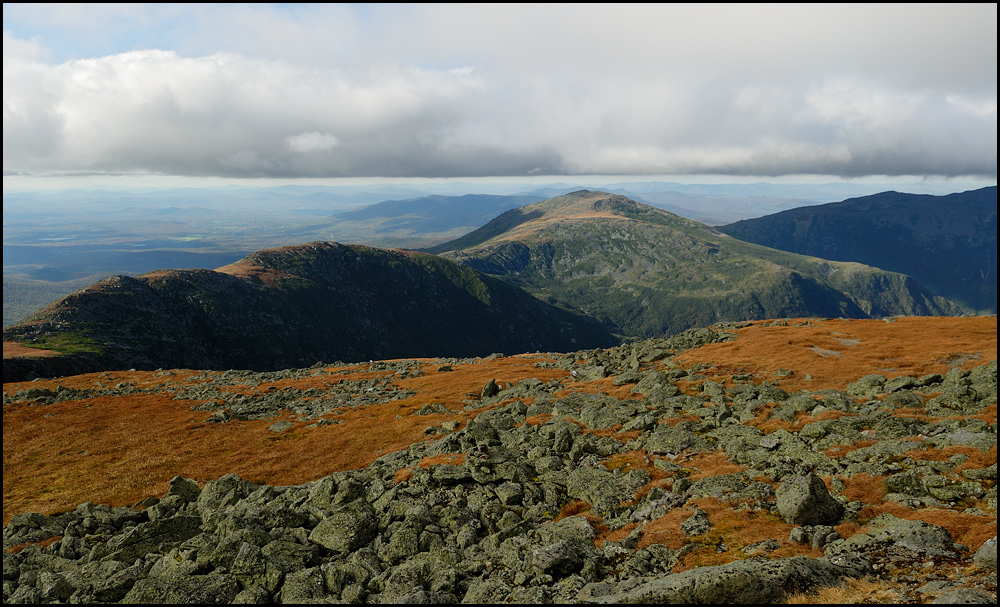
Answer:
[431, 191, 960, 338]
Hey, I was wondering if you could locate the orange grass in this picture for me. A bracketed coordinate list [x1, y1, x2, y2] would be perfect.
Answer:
[2, 356, 567, 524]
[684, 451, 749, 481]
[904, 444, 997, 471]
[5, 535, 62, 554]
[784, 576, 903, 604]
[634, 497, 823, 571]
[839, 473, 888, 505]
[677, 317, 997, 392]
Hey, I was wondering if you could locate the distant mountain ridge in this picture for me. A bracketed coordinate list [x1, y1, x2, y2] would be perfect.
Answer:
[719, 187, 997, 313]
[431, 190, 960, 338]
[2, 242, 614, 381]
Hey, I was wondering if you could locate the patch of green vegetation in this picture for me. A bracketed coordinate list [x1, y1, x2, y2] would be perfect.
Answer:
[21, 331, 105, 356]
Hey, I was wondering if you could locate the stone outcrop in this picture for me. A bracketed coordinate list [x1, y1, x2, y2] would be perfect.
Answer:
[3, 328, 996, 604]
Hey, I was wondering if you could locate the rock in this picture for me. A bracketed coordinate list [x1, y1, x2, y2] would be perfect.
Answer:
[680, 509, 712, 536]
[533, 541, 585, 577]
[307, 499, 378, 553]
[775, 473, 844, 525]
[481, 379, 500, 399]
[93, 515, 202, 563]
[601, 555, 850, 603]
[972, 536, 997, 571]
[826, 514, 958, 558]
[167, 477, 202, 503]
[197, 474, 258, 513]
[229, 542, 283, 594]
[930, 588, 996, 604]
[122, 574, 240, 604]
[538, 516, 597, 546]
[846, 374, 887, 396]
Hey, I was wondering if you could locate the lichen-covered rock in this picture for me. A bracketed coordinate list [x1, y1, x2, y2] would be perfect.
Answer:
[91, 515, 202, 563]
[599, 555, 851, 603]
[307, 499, 378, 553]
[972, 536, 997, 572]
[122, 574, 240, 604]
[846, 374, 887, 396]
[930, 587, 996, 604]
[680, 508, 712, 536]
[197, 474, 258, 514]
[826, 514, 959, 558]
[775, 473, 844, 525]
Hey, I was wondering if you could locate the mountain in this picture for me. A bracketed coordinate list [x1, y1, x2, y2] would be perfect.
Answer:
[427, 190, 960, 338]
[718, 187, 997, 313]
[2, 242, 614, 381]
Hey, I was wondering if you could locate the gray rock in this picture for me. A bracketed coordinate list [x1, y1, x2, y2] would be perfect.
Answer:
[826, 513, 958, 558]
[533, 541, 585, 577]
[680, 509, 712, 536]
[167, 477, 202, 503]
[123, 574, 240, 604]
[229, 542, 283, 594]
[847, 374, 887, 396]
[973, 536, 997, 571]
[308, 499, 378, 553]
[600, 555, 849, 604]
[775, 473, 844, 525]
[93, 515, 202, 563]
[538, 516, 597, 546]
[930, 588, 997, 604]
[197, 474, 258, 514]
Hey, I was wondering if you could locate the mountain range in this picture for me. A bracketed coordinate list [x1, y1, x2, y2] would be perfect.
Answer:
[3, 190, 972, 381]
[429, 191, 958, 338]
[719, 187, 997, 313]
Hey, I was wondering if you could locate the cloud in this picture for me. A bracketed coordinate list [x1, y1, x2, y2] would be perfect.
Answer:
[285, 132, 340, 154]
[2, 5, 996, 179]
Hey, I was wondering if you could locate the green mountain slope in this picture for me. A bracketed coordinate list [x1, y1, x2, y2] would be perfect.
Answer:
[3, 242, 615, 381]
[431, 191, 961, 338]
[719, 187, 997, 313]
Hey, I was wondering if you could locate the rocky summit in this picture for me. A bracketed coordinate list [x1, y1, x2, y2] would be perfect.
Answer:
[3, 316, 996, 604]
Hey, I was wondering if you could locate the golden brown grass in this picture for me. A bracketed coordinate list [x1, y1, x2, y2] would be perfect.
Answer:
[784, 576, 902, 604]
[4, 313, 995, 572]
[2, 356, 568, 524]
[633, 497, 824, 571]
[3, 341, 63, 358]
[676, 317, 997, 392]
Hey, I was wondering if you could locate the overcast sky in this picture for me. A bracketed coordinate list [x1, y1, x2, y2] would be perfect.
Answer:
[3, 3, 997, 184]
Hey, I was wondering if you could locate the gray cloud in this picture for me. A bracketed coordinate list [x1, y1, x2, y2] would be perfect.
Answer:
[2, 5, 996, 179]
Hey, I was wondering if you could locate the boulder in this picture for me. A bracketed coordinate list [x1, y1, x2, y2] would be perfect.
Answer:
[600, 555, 850, 603]
[972, 536, 997, 572]
[307, 499, 378, 553]
[930, 588, 996, 604]
[775, 473, 844, 525]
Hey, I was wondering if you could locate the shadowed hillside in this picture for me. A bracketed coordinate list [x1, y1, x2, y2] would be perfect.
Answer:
[719, 187, 997, 313]
[2, 242, 614, 381]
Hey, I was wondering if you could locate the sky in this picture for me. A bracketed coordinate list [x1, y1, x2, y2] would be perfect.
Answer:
[2, 3, 997, 188]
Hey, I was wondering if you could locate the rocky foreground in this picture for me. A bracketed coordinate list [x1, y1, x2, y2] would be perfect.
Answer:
[3, 318, 997, 603]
